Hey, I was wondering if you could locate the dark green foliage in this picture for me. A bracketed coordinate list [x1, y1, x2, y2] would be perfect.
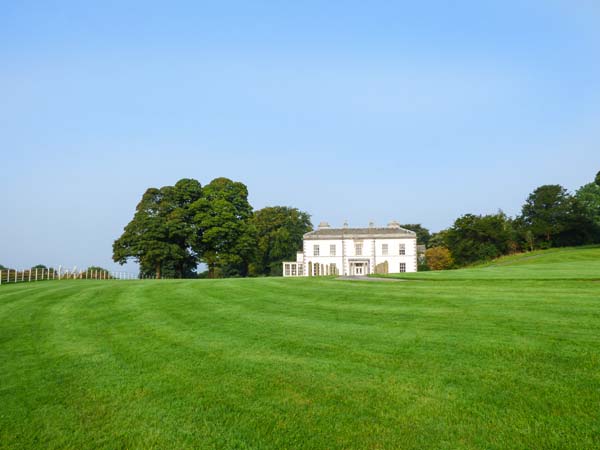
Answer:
[575, 182, 600, 228]
[113, 180, 203, 278]
[399, 224, 431, 247]
[190, 178, 256, 278]
[595, 171, 600, 187]
[444, 212, 515, 266]
[115, 177, 302, 279]
[251, 206, 312, 276]
[519, 184, 598, 248]
[428, 229, 449, 248]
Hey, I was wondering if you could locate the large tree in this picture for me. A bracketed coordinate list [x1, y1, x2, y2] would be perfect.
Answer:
[251, 206, 312, 276]
[520, 185, 572, 247]
[113, 179, 202, 278]
[575, 182, 600, 229]
[595, 171, 600, 187]
[519, 184, 598, 248]
[445, 212, 515, 266]
[190, 178, 255, 278]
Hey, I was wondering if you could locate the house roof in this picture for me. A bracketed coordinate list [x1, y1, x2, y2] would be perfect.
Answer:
[304, 226, 416, 240]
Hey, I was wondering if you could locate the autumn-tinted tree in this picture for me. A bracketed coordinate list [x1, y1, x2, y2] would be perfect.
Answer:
[445, 212, 514, 266]
[190, 178, 255, 278]
[425, 247, 454, 270]
[400, 224, 431, 247]
[251, 206, 312, 276]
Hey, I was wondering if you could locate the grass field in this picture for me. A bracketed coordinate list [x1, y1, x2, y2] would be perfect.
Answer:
[1, 248, 600, 449]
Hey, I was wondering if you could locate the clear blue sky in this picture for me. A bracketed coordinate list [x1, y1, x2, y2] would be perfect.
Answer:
[1, 0, 599, 272]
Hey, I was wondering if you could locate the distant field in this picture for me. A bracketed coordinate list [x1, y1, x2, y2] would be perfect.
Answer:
[1, 248, 600, 449]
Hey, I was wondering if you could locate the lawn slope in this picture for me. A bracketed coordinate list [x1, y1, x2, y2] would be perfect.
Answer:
[1, 250, 599, 449]
[386, 245, 600, 280]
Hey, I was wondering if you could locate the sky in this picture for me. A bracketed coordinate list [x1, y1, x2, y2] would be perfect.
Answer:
[1, 0, 599, 272]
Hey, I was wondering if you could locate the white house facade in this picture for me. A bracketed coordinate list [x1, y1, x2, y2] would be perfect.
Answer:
[282, 221, 418, 277]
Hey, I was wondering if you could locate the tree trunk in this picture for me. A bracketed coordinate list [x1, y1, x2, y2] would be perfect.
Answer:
[156, 263, 161, 279]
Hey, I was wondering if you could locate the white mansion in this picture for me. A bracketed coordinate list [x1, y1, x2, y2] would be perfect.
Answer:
[283, 221, 418, 277]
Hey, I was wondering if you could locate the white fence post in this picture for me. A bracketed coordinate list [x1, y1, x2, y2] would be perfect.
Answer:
[28, 269, 31, 282]
[0, 270, 2, 285]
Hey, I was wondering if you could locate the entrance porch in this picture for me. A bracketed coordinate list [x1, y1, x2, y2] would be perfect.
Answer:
[349, 259, 370, 276]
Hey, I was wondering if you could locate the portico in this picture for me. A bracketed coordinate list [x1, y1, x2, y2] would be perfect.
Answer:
[349, 259, 370, 276]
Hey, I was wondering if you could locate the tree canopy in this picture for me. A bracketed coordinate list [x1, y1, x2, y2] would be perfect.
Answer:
[575, 182, 600, 229]
[113, 180, 202, 278]
[444, 212, 515, 266]
[251, 206, 312, 276]
[519, 184, 598, 248]
[190, 177, 256, 278]
[114, 177, 313, 279]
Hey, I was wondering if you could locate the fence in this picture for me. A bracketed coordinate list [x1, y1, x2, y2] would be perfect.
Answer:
[0, 266, 138, 285]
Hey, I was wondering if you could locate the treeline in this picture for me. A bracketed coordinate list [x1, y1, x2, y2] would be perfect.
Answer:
[422, 171, 600, 270]
[113, 178, 312, 278]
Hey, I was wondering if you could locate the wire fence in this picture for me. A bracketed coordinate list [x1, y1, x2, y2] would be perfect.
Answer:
[0, 266, 139, 286]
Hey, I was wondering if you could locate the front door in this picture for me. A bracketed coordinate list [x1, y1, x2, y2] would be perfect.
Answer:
[354, 263, 365, 275]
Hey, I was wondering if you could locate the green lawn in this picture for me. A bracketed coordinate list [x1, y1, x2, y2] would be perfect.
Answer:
[386, 245, 600, 280]
[1, 249, 600, 449]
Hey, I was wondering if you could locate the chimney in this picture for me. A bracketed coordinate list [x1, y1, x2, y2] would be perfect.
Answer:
[318, 221, 331, 229]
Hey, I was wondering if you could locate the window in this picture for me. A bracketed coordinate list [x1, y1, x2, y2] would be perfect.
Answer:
[284, 264, 291, 276]
[313, 245, 320, 256]
[330, 244, 336, 256]
[399, 243, 406, 255]
[382, 244, 388, 255]
[355, 243, 363, 256]
[291, 265, 297, 276]
[399, 263, 406, 273]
